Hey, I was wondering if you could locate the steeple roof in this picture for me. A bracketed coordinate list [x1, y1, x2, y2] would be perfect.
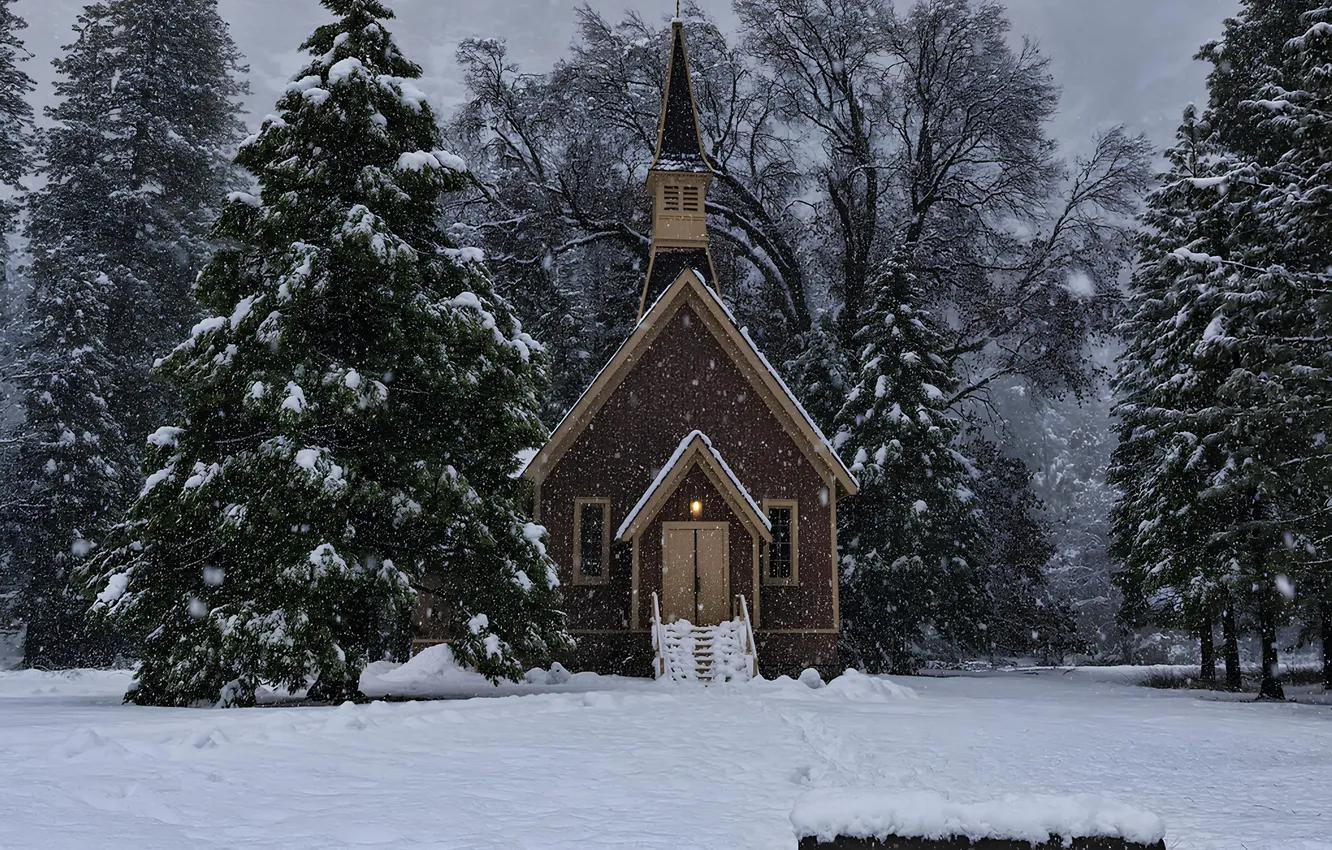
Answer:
[652, 20, 711, 172]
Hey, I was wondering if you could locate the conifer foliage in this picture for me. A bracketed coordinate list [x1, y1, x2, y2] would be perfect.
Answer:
[0, 0, 34, 642]
[85, 0, 568, 707]
[835, 263, 984, 674]
[1109, 106, 1236, 681]
[7, 0, 245, 668]
[1113, 1, 1332, 694]
[1281, 6, 1332, 688]
[0, 0, 31, 265]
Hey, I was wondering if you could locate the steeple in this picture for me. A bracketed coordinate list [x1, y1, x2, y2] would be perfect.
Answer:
[638, 17, 717, 320]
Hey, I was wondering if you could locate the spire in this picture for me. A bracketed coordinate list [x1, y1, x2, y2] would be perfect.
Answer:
[639, 16, 717, 318]
[652, 18, 711, 172]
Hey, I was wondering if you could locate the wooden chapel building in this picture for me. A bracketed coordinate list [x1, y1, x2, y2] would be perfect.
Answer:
[518, 18, 858, 677]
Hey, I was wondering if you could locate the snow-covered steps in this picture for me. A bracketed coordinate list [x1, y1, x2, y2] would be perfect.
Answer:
[651, 593, 758, 683]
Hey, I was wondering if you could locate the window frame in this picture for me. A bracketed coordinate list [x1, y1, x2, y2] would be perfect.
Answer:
[762, 499, 799, 586]
[572, 497, 612, 586]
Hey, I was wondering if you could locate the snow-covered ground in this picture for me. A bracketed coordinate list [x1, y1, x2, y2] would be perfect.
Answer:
[1, 664, 1328, 850]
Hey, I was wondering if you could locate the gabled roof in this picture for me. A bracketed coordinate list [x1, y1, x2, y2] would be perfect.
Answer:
[521, 269, 859, 496]
[617, 431, 771, 543]
[651, 20, 712, 173]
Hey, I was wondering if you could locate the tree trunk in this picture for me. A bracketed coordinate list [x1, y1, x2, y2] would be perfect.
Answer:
[1199, 612, 1216, 687]
[1222, 600, 1242, 690]
[1256, 602, 1285, 701]
[1322, 588, 1331, 692]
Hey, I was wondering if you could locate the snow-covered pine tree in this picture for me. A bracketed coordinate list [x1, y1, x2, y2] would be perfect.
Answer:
[2, 0, 247, 668]
[83, 0, 248, 443]
[8, 5, 132, 668]
[968, 439, 1081, 665]
[1248, 4, 1332, 690]
[835, 261, 984, 674]
[1191, 0, 1331, 699]
[0, 0, 35, 644]
[0, 0, 31, 266]
[1187, 249, 1315, 702]
[85, 0, 569, 707]
[783, 313, 850, 435]
[1109, 106, 1235, 688]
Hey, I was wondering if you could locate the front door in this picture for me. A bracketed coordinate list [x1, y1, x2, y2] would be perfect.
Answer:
[661, 523, 730, 625]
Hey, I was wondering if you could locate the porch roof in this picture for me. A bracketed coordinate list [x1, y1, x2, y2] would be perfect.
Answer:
[616, 430, 772, 544]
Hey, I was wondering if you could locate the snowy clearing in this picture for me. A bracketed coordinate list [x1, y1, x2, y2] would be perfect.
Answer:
[1, 667, 1328, 850]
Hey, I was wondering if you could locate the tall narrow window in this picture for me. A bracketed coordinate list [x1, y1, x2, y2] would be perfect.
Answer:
[764, 500, 798, 585]
[574, 499, 611, 585]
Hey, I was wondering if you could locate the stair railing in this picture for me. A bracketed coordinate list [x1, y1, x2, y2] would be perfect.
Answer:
[736, 594, 758, 680]
[650, 592, 666, 679]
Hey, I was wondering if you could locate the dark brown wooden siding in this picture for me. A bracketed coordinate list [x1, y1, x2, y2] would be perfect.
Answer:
[541, 301, 838, 656]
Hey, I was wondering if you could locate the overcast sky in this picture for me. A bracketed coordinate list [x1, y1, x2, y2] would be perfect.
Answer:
[18, 0, 1238, 156]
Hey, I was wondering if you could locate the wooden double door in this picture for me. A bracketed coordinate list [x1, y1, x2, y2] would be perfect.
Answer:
[661, 523, 730, 626]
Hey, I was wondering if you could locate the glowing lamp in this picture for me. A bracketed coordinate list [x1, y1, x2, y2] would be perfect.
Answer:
[689, 499, 703, 519]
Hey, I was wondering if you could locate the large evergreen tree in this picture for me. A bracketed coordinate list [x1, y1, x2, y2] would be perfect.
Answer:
[5, 0, 246, 668]
[835, 261, 984, 673]
[1249, 4, 1332, 690]
[1110, 106, 1237, 688]
[0, 0, 34, 644]
[0, 0, 31, 265]
[1194, 0, 1330, 698]
[85, 0, 568, 707]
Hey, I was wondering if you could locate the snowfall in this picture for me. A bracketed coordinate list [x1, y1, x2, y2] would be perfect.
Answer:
[1, 651, 1328, 850]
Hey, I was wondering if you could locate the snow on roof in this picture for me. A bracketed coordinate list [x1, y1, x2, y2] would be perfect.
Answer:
[652, 156, 710, 172]
[790, 791, 1166, 847]
[512, 447, 539, 479]
[616, 431, 769, 541]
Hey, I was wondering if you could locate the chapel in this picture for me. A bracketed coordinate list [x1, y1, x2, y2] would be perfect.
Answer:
[517, 17, 858, 678]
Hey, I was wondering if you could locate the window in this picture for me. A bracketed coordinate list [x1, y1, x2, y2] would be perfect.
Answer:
[663, 185, 682, 211]
[574, 498, 611, 585]
[764, 500, 798, 585]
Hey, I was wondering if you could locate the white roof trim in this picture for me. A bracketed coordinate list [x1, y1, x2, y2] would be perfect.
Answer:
[616, 430, 770, 541]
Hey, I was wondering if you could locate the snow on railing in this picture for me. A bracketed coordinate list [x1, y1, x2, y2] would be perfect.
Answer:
[736, 594, 758, 681]
[651, 592, 759, 683]
[651, 592, 666, 680]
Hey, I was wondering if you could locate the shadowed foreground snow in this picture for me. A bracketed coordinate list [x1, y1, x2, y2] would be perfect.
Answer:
[0, 666, 1327, 849]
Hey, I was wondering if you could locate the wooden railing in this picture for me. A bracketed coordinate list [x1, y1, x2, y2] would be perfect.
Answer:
[650, 591, 666, 679]
[736, 594, 758, 680]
